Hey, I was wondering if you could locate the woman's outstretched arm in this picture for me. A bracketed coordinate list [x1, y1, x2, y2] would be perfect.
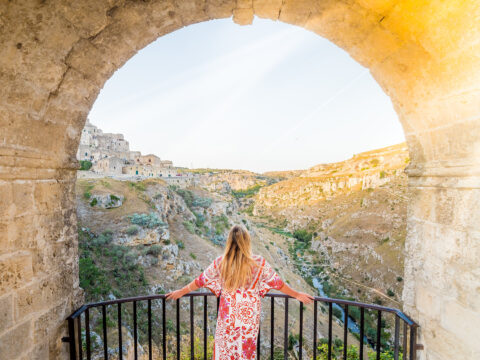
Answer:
[278, 282, 314, 304]
[166, 279, 199, 300]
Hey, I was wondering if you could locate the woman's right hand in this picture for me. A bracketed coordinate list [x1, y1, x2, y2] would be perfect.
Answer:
[166, 289, 186, 300]
[295, 292, 314, 304]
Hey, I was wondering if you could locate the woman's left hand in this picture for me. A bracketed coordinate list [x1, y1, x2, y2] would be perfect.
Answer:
[166, 289, 185, 300]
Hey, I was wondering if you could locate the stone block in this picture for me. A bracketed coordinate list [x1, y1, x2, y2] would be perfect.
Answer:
[0, 111, 69, 159]
[18, 341, 48, 360]
[206, 0, 235, 19]
[415, 285, 442, 321]
[12, 181, 35, 218]
[0, 293, 14, 334]
[253, 0, 282, 20]
[0, 72, 50, 116]
[15, 273, 74, 321]
[57, 1, 113, 39]
[0, 251, 33, 293]
[279, 0, 312, 26]
[65, 39, 117, 88]
[416, 1, 480, 59]
[233, 8, 254, 25]
[174, 0, 211, 25]
[33, 299, 69, 345]
[54, 68, 100, 113]
[33, 181, 63, 215]
[0, 320, 33, 359]
[356, 0, 396, 14]
[0, 181, 14, 220]
[441, 299, 480, 354]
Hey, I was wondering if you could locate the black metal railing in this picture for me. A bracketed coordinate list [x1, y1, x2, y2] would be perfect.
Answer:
[63, 292, 421, 360]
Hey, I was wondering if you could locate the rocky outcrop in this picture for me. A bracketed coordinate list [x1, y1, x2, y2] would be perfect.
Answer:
[90, 193, 124, 208]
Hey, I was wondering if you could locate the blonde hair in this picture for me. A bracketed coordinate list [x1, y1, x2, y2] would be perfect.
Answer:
[220, 225, 256, 291]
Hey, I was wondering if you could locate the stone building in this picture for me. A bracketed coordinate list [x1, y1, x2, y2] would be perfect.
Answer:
[92, 156, 126, 175]
[77, 121, 175, 177]
[76, 119, 131, 162]
[1, 2, 479, 360]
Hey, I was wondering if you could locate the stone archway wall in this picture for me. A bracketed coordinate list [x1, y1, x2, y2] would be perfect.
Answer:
[0, 1, 479, 359]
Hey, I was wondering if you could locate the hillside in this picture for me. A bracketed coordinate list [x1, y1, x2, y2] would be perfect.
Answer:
[252, 144, 409, 306]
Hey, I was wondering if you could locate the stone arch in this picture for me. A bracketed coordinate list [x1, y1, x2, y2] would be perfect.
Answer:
[0, 1, 479, 359]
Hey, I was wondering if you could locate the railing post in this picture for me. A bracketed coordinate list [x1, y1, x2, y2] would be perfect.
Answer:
[376, 310, 382, 360]
[148, 299, 152, 360]
[271, 296, 275, 360]
[190, 296, 194, 360]
[328, 303, 332, 360]
[284, 297, 288, 360]
[313, 300, 317, 360]
[299, 301, 303, 360]
[410, 326, 417, 360]
[133, 301, 138, 360]
[77, 316, 83, 360]
[203, 295, 207, 360]
[68, 317, 77, 360]
[177, 298, 180, 360]
[343, 305, 348, 360]
[118, 303, 123, 360]
[359, 307, 364, 360]
[102, 305, 108, 360]
[85, 308, 91, 360]
[393, 316, 400, 360]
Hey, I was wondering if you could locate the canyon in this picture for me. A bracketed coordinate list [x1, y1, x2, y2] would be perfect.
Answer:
[76, 143, 409, 358]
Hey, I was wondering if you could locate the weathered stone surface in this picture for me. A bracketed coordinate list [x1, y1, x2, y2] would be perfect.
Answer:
[0, 320, 33, 359]
[0, 1, 479, 359]
[0, 293, 14, 333]
[0, 252, 33, 293]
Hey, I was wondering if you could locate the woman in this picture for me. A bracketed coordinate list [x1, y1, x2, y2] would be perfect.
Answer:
[166, 225, 314, 360]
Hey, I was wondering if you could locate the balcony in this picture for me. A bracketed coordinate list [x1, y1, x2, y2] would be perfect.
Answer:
[63, 292, 420, 360]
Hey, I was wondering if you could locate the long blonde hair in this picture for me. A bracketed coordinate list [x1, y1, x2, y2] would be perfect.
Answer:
[220, 225, 256, 291]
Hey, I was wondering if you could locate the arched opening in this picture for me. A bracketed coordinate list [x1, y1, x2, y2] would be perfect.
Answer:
[76, 17, 409, 359]
[1, 2, 479, 360]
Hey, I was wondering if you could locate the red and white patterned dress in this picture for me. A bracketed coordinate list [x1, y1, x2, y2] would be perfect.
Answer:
[194, 254, 284, 360]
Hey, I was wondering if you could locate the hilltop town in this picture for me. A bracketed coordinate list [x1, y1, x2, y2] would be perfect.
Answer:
[77, 120, 197, 186]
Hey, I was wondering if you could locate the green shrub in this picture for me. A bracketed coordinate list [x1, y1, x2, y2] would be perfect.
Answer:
[396, 276, 403, 282]
[102, 229, 114, 237]
[175, 240, 185, 250]
[146, 245, 162, 257]
[78, 228, 149, 302]
[380, 170, 386, 179]
[193, 197, 212, 208]
[183, 221, 195, 234]
[83, 191, 91, 199]
[126, 225, 139, 236]
[174, 188, 194, 207]
[232, 184, 263, 199]
[293, 229, 313, 243]
[213, 214, 229, 235]
[89, 198, 97, 207]
[387, 289, 395, 297]
[79, 160, 92, 171]
[189, 252, 196, 259]
[244, 203, 254, 216]
[129, 212, 165, 228]
[128, 181, 146, 191]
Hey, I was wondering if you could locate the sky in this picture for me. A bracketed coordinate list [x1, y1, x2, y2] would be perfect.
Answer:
[88, 17, 405, 173]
